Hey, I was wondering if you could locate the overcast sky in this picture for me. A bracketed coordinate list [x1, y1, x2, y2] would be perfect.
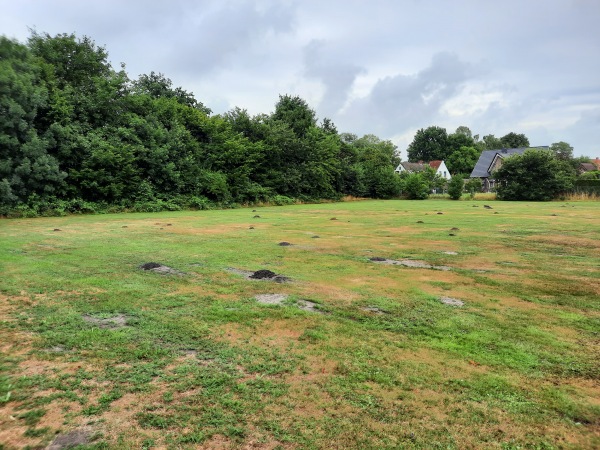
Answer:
[2, 0, 599, 158]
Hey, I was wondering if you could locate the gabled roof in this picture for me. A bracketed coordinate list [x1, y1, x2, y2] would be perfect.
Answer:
[399, 162, 426, 172]
[579, 163, 598, 172]
[398, 161, 445, 173]
[470, 147, 548, 178]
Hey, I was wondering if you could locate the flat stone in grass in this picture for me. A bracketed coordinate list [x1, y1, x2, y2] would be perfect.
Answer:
[255, 293, 288, 305]
[370, 257, 451, 271]
[82, 314, 129, 329]
[47, 427, 93, 449]
[443, 251, 458, 255]
[440, 296, 464, 307]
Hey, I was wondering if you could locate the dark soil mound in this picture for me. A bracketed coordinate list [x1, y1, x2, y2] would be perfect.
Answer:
[311, 235, 320, 238]
[278, 242, 292, 246]
[140, 262, 162, 270]
[250, 269, 277, 279]
[369, 257, 387, 262]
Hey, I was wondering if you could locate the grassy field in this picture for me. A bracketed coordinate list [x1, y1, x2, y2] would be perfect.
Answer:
[1, 199, 599, 449]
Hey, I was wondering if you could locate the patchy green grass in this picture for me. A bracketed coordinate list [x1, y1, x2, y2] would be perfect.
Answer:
[1, 199, 599, 449]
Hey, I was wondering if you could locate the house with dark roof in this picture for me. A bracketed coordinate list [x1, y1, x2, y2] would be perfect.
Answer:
[469, 147, 548, 192]
[395, 160, 451, 180]
[578, 162, 599, 175]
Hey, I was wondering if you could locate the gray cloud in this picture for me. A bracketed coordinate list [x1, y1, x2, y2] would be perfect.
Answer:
[339, 52, 474, 136]
[1, 0, 598, 155]
[303, 40, 366, 117]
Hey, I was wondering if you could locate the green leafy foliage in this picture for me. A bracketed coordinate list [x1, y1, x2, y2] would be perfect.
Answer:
[447, 174, 465, 200]
[500, 132, 530, 149]
[495, 150, 576, 201]
[446, 145, 481, 175]
[1, 32, 405, 216]
[407, 126, 449, 162]
[400, 172, 430, 199]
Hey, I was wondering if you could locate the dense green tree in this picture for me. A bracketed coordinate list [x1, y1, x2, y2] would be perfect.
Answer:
[271, 94, 317, 138]
[339, 134, 400, 198]
[407, 126, 449, 162]
[482, 134, 503, 150]
[465, 177, 482, 195]
[419, 166, 446, 192]
[446, 145, 481, 175]
[549, 141, 574, 161]
[454, 126, 473, 139]
[400, 172, 429, 199]
[447, 130, 476, 155]
[0, 36, 66, 209]
[132, 71, 210, 113]
[495, 150, 575, 201]
[447, 173, 465, 200]
[500, 132, 530, 149]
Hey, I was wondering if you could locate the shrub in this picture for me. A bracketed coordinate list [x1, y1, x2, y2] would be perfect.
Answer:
[401, 173, 429, 200]
[448, 174, 465, 200]
[495, 150, 575, 201]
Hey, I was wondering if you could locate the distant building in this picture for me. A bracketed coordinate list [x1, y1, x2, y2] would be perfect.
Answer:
[469, 147, 548, 192]
[579, 162, 599, 174]
[395, 160, 451, 180]
[591, 158, 600, 170]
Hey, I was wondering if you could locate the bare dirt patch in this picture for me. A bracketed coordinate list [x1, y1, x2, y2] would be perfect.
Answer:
[47, 426, 95, 450]
[369, 257, 451, 271]
[440, 296, 465, 307]
[255, 294, 288, 305]
[82, 313, 129, 329]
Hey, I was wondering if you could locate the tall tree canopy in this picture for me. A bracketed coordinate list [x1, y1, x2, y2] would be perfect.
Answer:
[0, 36, 66, 207]
[407, 126, 449, 162]
[500, 132, 530, 149]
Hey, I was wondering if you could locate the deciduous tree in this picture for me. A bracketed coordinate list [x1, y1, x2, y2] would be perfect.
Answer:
[407, 126, 449, 162]
[495, 150, 575, 201]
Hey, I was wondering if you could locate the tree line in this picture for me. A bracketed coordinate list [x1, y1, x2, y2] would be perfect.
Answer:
[1, 32, 403, 216]
[2, 32, 596, 215]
